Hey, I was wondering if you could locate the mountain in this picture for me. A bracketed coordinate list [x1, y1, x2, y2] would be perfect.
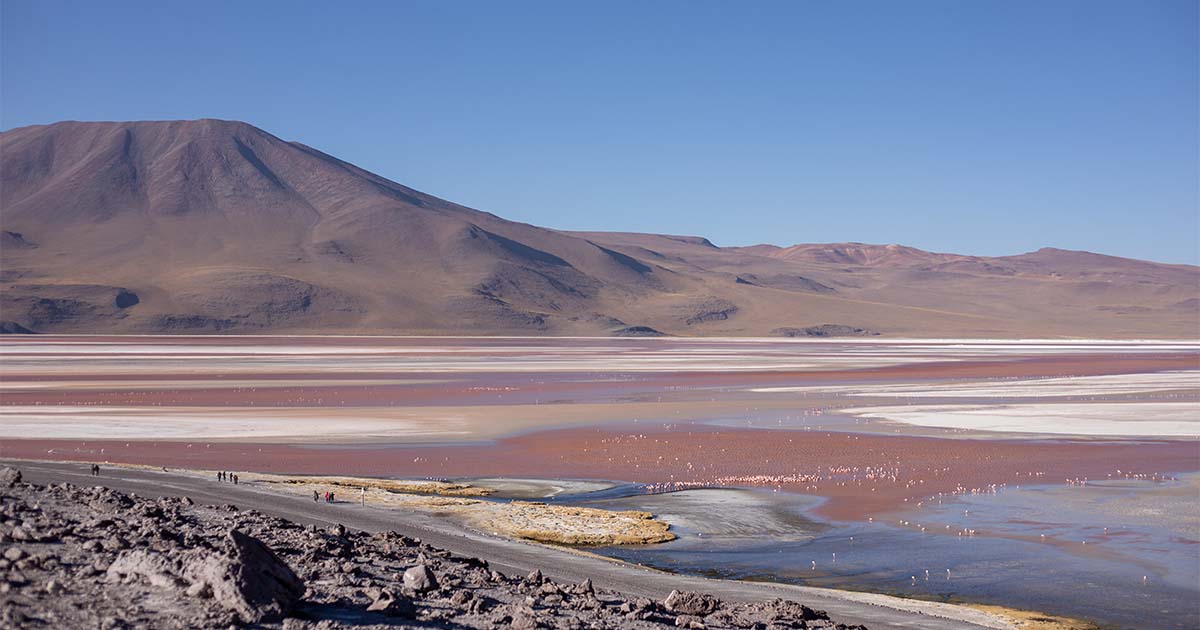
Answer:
[1, 119, 1196, 338]
[733, 243, 970, 267]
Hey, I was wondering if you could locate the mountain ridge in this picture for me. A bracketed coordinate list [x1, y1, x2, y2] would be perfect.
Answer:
[2, 119, 1196, 337]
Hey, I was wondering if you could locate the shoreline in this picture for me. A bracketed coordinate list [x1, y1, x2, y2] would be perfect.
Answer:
[3, 457, 1102, 630]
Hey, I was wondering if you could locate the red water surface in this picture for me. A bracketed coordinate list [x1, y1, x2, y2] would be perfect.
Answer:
[5, 425, 1196, 522]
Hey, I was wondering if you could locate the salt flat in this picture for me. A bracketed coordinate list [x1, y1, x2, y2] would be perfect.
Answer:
[840, 402, 1200, 437]
[2, 336, 1196, 441]
[751, 370, 1200, 398]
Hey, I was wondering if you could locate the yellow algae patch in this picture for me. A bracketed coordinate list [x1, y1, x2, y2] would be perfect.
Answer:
[967, 604, 1097, 630]
[257, 473, 494, 497]
[241, 472, 674, 546]
[472, 503, 676, 546]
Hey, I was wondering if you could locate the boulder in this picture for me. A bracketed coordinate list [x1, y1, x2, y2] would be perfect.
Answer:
[663, 590, 722, 616]
[768, 598, 828, 622]
[402, 563, 438, 592]
[184, 529, 304, 623]
[0, 468, 21, 488]
[509, 605, 541, 629]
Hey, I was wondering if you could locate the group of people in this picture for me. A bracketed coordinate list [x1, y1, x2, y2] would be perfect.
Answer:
[313, 490, 336, 503]
[89, 464, 101, 476]
[216, 471, 239, 484]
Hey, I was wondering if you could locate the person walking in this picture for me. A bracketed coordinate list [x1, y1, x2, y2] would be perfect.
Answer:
[232, 474, 239, 485]
[313, 490, 319, 502]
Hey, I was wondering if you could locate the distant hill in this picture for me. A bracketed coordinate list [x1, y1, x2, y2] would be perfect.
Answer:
[2, 119, 1196, 337]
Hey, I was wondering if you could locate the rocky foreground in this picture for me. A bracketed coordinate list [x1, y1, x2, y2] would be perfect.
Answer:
[0, 468, 865, 629]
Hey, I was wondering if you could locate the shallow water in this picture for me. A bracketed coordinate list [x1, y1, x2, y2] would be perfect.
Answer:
[589, 478, 1200, 628]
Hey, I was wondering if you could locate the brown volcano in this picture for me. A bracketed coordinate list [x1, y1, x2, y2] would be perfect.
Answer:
[1, 119, 1196, 337]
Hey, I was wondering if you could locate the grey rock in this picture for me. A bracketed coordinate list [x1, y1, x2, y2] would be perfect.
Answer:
[663, 590, 722, 616]
[366, 591, 416, 618]
[106, 550, 184, 588]
[765, 598, 829, 622]
[510, 605, 541, 629]
[469, 596, 494, 614]
[0, 468, 21, 488]
[183, 529, 305, 623]
[402, 563, 438, 592]
[450, 589, 473, 606]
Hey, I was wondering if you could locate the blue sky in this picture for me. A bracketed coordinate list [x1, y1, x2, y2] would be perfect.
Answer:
[3, 1, 1197, 263]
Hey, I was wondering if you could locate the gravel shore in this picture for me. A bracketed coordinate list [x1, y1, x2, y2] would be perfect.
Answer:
[0, 466, 868, 629]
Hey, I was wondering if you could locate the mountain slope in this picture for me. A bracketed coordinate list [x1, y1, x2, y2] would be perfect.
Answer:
[1, 119, 1196, 337]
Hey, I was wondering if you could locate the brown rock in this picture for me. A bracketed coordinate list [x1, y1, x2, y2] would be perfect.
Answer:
[366, 591, 416, 618]
[184, 529, 305, 623]
[663, 590, 721, 616]
[106, 550, 184, 588]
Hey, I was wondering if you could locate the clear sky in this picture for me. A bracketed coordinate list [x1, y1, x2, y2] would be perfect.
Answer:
[3, 1, 1197, 263]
